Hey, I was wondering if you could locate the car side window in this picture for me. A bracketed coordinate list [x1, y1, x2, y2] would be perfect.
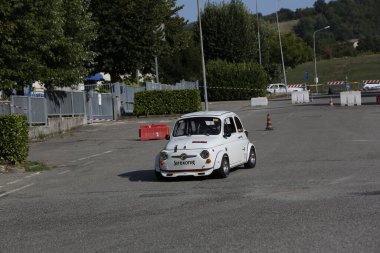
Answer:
[224, 117, 236, 134]
[174, 120, 186, 136]
[234, 117, 244, 132]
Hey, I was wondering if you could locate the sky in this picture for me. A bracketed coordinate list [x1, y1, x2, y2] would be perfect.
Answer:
[176, 0, 325, 22]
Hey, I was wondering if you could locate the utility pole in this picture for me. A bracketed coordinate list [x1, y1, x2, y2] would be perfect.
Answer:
[155, 56, 159, 83]
[256, 0, 262, 65]
[197, 0, 208, 111]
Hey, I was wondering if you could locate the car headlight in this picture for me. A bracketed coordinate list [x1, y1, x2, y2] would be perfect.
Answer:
[200, 150, 210, 159]
[160, 151, 169, 160]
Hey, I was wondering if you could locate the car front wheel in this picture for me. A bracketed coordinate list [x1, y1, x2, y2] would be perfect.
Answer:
[244, 147, 256, 168]
[215, 156, 230, 178]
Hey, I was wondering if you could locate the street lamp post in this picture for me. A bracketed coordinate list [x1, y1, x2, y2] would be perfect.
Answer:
[313, 25, 330, 94]
[275, 1, 287, 89]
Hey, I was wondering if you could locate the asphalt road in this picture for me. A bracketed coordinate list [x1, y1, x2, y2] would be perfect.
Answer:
[1, 96, 380, 253]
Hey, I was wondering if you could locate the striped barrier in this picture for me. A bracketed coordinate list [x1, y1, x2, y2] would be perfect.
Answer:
[363, 80, 380, 84]
[327, 81, 345, 85]
[288, 84, 304, 88]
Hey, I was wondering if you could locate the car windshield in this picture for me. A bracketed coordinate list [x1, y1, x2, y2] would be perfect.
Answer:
[172, 117, 221, 137]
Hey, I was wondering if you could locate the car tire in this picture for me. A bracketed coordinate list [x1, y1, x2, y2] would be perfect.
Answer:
[244, 147, 256, 168]
[215, 156, 230, 178]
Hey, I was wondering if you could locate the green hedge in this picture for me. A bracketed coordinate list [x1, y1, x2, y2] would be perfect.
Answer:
[0, 115, 29, 164]
[206, 60, 268, 101]
[134, 89, 201, 116]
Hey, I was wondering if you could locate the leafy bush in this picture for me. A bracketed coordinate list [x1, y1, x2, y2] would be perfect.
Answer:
[134, 89, 201, 116]
[206, 60, 268, 101]
[0, 115, 29, 164]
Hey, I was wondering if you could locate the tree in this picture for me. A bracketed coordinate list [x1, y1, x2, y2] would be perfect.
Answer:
[295, 0, 380, 56]
[90, 0, 188, 82]
[264, 8, 296, 22]
[314, 0, 327, 15]
[206, 60, 268, 100]
[0, 0, 96, 91]
[357, 36, 380, 53]
[197, 0, 258, 63]
[258, 20, 312, 82]
[160, 30, 202, 83]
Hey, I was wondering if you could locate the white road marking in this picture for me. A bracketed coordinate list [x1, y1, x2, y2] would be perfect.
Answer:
[0, 183, 35, 198]
[57, 170, 70, 175]
[328, 176, 353, 185]
[70, 150, 113, 163]
[24, 172, 41, 179]
[83, 161, 94, 166]
[7, 179, 22, 185]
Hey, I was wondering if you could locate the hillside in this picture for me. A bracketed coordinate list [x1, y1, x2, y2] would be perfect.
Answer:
[286, 54, 380, 84]
[279, 20, 298, 34]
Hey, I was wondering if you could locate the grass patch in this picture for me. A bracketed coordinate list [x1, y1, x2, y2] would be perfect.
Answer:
[279, 20, 299, 34]
[0, 161, 50, 173]
[287, 54, 380, 85]
[23, 161, 50, 172]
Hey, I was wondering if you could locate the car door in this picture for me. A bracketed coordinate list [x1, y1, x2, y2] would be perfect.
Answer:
[223, 117, 243, 166]
[272, 84, 279, 94]
[234, 116, 249, 163]
[279, 84, 287, 93]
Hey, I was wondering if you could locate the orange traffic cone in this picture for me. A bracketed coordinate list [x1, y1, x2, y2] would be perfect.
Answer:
[329, 97, 334, 106]
[266, 113, 273, 130]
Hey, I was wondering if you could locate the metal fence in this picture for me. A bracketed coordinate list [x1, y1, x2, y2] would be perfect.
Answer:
[86, 92, 114, 121]
[0, 80, 198, 125]
[145, 81, 198, 91]
[0, 101, 11, 115]
[46, 91, 86, 117]
[9, 96, 47, 125]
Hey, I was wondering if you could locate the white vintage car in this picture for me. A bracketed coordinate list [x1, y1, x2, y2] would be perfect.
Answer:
[362, 82, 380, 91]
[154, 111, 256, 179]
[267, 83, 305, 94]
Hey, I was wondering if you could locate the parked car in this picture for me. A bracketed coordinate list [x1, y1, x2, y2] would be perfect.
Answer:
[267, 83, 304, 94]
[362, 82, 380, 91]
[154, 111, 256, 179]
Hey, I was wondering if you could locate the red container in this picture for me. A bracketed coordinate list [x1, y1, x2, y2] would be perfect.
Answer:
[139, 124, 170, 141]
[377, 95, 380, 105]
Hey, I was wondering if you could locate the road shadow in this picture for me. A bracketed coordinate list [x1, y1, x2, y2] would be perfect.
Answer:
[118, 169, 219, 182]
[118, 170, 157, 182]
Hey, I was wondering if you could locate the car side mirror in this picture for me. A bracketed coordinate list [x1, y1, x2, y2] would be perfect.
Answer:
[244, 130, 248, 137]
[165, 134, 170, 140]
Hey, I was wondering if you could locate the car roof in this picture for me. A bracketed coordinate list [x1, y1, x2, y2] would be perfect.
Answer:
[180, 111, 233, 118]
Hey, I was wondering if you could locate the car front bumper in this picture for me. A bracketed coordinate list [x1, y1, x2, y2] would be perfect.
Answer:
[158, 167, 215, 177]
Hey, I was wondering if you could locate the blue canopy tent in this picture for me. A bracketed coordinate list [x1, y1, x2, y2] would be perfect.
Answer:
[85, 73, 106, 81]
